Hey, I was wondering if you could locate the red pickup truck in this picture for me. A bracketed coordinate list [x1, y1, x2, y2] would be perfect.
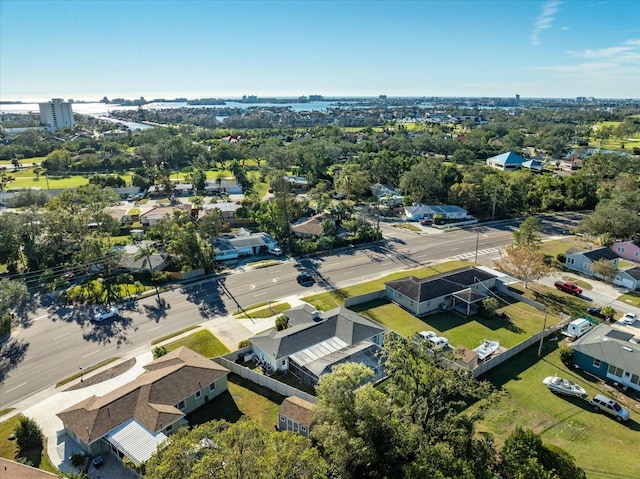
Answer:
[554, 280, 582, 296]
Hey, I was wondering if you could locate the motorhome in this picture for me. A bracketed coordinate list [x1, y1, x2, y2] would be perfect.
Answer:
[567, 318, 593, 338]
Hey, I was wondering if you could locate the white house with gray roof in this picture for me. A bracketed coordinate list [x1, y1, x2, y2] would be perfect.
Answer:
[211, 228, 279, 261]
[249, 305, 386, 386]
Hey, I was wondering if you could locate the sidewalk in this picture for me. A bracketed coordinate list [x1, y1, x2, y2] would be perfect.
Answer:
[2, 295, 312, 475]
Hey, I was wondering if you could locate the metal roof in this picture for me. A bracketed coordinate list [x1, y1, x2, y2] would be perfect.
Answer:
[106, 419, 168, 465]
[290, 337, 349, 366]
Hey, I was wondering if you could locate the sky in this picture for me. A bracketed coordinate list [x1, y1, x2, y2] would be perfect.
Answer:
[1, 0, 639, 101]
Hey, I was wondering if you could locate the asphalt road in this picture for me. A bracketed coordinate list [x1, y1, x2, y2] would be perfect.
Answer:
[0, 214, 586, 408]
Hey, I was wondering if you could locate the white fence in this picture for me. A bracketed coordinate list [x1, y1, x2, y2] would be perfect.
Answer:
[344, 289, 386, 308]
[472, 315, 571, 377]
[213, 356, 317, 404]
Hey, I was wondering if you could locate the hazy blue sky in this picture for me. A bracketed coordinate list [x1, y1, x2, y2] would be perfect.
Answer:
[1, 0, 639, 101]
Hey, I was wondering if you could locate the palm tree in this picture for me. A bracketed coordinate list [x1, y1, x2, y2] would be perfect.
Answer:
[133, 243, 158, 295]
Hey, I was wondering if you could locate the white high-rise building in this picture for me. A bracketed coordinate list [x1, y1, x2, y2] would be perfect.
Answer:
[39, 98, 74, 130]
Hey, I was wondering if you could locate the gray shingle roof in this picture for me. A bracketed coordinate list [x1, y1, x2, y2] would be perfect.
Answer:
[571, 324, 640, 376]
[385, 266, 496, 302]
[249, 307, 385, 360]
[581, 248, 620, 261]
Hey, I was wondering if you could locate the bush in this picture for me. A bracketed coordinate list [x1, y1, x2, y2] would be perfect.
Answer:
[556, 253, 566, 264]
[1, 314, 12, 335]
[559, 345, 575, 365]
[14, 416, 44, 452]
[152, 270, 172, 285]
[69, 451, 86, 467]
[238, 339, 251, 348]
[153, 346, 168, 359]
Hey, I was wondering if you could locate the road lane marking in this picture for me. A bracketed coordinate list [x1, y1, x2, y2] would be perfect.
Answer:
[147, 326, 163, 332]
[272, 278, 279, 283]
[82, 351, 100, 359]
[5, 382, 27, 393]
[32, 314, 48, 321]
[254, 292, 267, 297]
[53, 332, 71, 340]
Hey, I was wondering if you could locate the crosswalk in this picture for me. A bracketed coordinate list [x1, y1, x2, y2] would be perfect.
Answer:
[449, 247, 501, 261]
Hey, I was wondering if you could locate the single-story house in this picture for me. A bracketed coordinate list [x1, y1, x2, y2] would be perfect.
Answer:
[278, 396, 315, 438]
[112, 186, 141, 200]
[571, 324, 640, 392]
[205, 201, 241, 220]
[521, 159, 545, 172]
[57, 347, 229, 465]
[249, 304, 386, 386]
[0, 458, 61, 479]
[204, 179, 243, 195]
[140, 205, 189, 227]
[370, 183, 404, 206]
[147, 185, 165, 196]
[385, 266, 499, 316]
[565, 247, 620, 276]
[486, 151, 527, 171]
[291, 213, 335, 238]
[404, 204, 471, 222]
[611, 241, 640, 263]
[212, 228, 279, 261]
[117, 242, 169, 272]
[173, 183, 194, 196]
[284, 175, 308, 193]
[613, 267, 640, 291]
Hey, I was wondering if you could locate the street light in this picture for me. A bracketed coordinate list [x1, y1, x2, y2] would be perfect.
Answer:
[474, 227, 480, 264]
[79, 367, 84, 382]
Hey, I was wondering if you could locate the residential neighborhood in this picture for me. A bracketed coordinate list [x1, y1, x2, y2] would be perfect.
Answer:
[1, 75, 639, 479]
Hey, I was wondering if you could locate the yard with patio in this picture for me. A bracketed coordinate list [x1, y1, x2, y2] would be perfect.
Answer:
[471, 340, 640, 479]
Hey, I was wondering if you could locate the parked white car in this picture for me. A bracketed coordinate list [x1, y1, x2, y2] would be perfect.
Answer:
[622, 312, 637, 325]
[93, 306, 119, 322]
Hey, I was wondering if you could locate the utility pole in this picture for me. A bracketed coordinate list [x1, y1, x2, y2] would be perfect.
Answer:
[491, 185, 498, 221]
[537, 311, 548, 357]
[474, 227, 480, 264]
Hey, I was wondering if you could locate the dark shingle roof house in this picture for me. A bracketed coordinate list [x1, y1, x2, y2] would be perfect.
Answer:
[385, 266, 496, 303]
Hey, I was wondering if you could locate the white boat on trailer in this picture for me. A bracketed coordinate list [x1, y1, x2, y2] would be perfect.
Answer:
[473, 339, 499, 360]
[543, 376, 588, 398]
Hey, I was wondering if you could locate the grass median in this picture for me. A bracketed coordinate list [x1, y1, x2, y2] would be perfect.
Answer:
[55, 357, 120, 388]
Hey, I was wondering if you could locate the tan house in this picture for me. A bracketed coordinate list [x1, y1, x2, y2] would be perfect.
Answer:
[57, 347, 229, 465]
[278, 396, 315, 438]
[0, 458, 61, 479]
[291, 213, 335, 238]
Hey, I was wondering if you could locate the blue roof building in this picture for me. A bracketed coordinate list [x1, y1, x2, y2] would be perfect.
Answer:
[486, 151, 527, 171]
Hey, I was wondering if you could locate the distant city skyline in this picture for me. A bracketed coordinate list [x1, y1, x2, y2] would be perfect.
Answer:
[1, 0, 639, 101]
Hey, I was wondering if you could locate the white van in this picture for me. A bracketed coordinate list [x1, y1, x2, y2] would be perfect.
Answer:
[567, 318, 593, 338]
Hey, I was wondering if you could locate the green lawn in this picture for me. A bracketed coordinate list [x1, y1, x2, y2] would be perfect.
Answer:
[541, 238, 598, 259]
[618, 291, 640, 307]
[352, 299, 555, 350]
[241, 302, 291, 319]
[187, 373, 285, 430]
[395, 223, 422, 232]
[513, 283, 599, 320]
[303, 260, 469, 310]
[151, 325, 200, 345]
[473, 341, 640, 479]
[0, 415, 58, 473]
[165, 329, 230, 358]
[9, 173, 90, 189]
